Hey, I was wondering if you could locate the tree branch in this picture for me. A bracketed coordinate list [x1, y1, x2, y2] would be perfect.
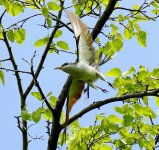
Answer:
[115, 7, 142, 12]
[0, 67, 31, 74]
[24, 15, 62, 98]
[6, 14, 41, 30]
[0, 10, 6, 24]
[49, 13, 73, 33]
[2, 31, 24, 101]
[2, 31, 28, 150]
[91, 0, 118, 40]
[0, 58, 10, 63]
[14, 116, 23, 132]
[47, 1, 67, 150]
[155, 134, 159, 145]
[61, 88, 159, 128]
[30, 55, 54, 112]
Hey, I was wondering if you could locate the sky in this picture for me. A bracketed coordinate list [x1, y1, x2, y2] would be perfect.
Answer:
[0, 1, 159, 150]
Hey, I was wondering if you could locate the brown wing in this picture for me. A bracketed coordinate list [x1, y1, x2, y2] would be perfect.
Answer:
[66, 10, 95, 65]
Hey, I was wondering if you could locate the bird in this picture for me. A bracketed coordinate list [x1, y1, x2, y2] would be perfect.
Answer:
[55, 10, 107, 141]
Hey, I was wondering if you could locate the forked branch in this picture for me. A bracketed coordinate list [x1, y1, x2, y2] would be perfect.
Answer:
[62, 88, 159, 128]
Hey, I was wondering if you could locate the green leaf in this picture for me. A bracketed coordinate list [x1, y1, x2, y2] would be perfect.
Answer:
[48, 2, 61, 11]
[111, 24, 118, 34]
[0, 32, 3, 39]
[112, 38, 123, 51]
[133, 4, 140, 10]
[7, 3, 24, 16]
[46, 18, 52, 27]
[152, 2, 159, 8]
[14, 29, 26, 44]
[134, 23, 141, 31]
[143, 106, 156, 118]
[136, 31, 147, 47]
[57, 41, 69, 50]
[107, 115, 122, 123]
[50, 96, 57, 106]
[49, 44, 56, 53]
[124, 28, 132, 40]
[0, 70, 5, 85]
[155, 97, 159, 108]
[152, 9, 159, 14]
[46, 92, 52, 97]
[21, 110, 32, 121]
[34, 37, 49, 47]
[41, 6, 49, 17]
[32, 110, 41, 123]
[118, 14, 124, 22]
[101, 145, 112, 150]
[96, 114, 105, 121]
[143, 96, 148, 105]
[138, 139, 144, 149]
[114, 107, 123, 114]
[120, 139, 127, 145]
[133, 104, 144, 115]
[7, 29, 14, 42]
[31, 92, 43, 101]
[123, 115, 134, 126]
[54, 30, 62, 38]
[122, 67, 135, 76]
[43, 109, 52, 120]
[102, 119, 119, 134]
[152, 68, 159, 77]
[0, 25, 3, 39]
[106, 68, 122, 77]
[95, 37, 100, 44]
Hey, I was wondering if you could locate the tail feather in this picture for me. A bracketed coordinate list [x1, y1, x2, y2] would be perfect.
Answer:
[62, 80, 85, 144]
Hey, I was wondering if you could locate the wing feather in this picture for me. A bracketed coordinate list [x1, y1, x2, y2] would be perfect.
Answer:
[66, 10, 95, 65]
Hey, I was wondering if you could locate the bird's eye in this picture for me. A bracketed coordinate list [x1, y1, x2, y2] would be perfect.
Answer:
[62, 63, 68, 66]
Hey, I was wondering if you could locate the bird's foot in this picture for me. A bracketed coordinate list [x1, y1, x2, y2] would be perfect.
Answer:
[107, 81, 116, 89]
[96, 85, 108, 93]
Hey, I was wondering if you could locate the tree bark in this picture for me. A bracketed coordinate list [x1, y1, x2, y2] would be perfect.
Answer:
[47, 77, 72, 150]
[22, 120, 28, 150]
[47, 114, 61, 150]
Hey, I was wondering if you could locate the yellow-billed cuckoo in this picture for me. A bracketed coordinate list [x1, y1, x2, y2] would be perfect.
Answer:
[55, 10, 107, 139]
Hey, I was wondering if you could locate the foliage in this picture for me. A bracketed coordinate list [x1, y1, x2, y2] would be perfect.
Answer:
[0, 0, 159, 150]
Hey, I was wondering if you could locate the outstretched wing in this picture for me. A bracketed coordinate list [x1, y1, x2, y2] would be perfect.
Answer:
[66, 10, 95, 65]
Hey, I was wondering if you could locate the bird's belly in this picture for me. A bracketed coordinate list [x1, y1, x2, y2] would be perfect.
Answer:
[71, 65, 98, 82]
[74, 72, 98, 81]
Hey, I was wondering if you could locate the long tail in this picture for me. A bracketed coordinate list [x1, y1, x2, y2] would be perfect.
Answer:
[62, 80, 85, 144]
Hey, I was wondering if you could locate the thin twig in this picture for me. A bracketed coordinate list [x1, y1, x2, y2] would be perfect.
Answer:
[0, 67, 31, 74]
[52, 48, 75, 55]
[0, 58, 10, 63]
[155, 134, 159, 145]
[45, 120, 51, 136]
[6, 14, 41, 30]
[30, 52, 54, 112]
[14, 116, 23, 132]
[24, 11, 64, 98]
[115, 7, 142, 12]
[0, 10, 6, 24]
[28, 133, 44, 143]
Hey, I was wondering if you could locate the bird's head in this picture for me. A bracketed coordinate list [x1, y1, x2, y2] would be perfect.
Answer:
[55, 62, 77, 74]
